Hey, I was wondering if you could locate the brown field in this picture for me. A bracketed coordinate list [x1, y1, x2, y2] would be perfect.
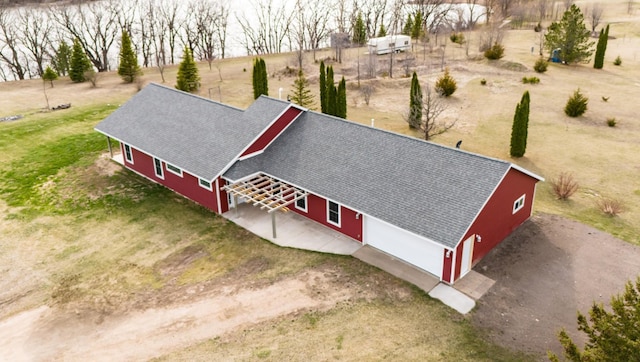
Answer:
[1, 0, 639, 360]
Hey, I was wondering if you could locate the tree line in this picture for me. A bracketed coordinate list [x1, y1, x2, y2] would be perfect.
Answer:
[1, 0, 594, 82]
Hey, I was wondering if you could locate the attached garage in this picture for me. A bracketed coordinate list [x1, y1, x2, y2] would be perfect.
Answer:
[364, 215, 444, 279]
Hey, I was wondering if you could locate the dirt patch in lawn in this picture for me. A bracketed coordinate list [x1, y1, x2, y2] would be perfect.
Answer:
[472, 213, 640, 360]
[0, 268, 378, 361]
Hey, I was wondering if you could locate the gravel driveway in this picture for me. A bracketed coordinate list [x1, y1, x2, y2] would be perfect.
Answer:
[471, 213, 640, 360]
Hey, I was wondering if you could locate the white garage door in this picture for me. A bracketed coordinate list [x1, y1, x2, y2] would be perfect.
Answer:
[364, 215, 444, 279]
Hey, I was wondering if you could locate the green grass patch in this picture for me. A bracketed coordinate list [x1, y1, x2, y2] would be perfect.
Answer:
[0, 105, 118, 163]
[0, 132, 106, 208]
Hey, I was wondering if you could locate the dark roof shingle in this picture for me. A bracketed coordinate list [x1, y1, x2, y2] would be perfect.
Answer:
[224, 111, 513, 248]
[95, 84, 289, 180]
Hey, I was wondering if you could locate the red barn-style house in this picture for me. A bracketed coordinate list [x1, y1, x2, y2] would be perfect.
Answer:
[95, 83, 543, 284]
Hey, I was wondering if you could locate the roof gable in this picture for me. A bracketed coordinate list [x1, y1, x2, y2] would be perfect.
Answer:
[95, 84, 290, 180]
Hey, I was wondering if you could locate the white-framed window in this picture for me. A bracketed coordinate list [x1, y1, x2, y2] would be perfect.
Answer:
[199, 178, 212, 191]
[166, 163, 183, 177]
[513, 194, 526, 214]
[327, 200, 341, 227]
[124, 144, 134, 164]
[153, 158, 164, 179]
[295, 193, 307, 212]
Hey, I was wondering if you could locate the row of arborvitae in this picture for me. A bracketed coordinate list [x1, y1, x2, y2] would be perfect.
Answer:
[252, 57, 268, 99]
[319, 61, 347, 119]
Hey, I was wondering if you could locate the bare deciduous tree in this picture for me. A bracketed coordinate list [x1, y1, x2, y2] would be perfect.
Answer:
[588, 3, 604, 34]
[537, 0, 550, 21]
[236, 0, 293, 55]
[215, 1, 229, 59]
[0, 8, 27, 80]
[18, 9, 52, 77]
[189, 0, 221, 70]
[50, 1, 119, 72]
[158, 0, 182, 64]
[420, 84, 455, 140]
[303, 0, 332, 60]
[360, 84, 374, 105]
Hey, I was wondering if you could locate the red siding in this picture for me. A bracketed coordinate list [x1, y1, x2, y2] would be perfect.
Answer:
[241, 107, 301, 157]
[218, 178, 230, 213]
[441, 249, 454, 283]
[122, 144, 220, 212]
[450, 168, 539, 282]
[290, 193, 363, 242]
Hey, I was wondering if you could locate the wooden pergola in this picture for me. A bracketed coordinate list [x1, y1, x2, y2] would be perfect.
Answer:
[222, 173, 306, 238]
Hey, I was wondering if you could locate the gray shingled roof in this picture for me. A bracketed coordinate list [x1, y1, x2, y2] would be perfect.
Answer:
[224, 110, 514, 249]
[95, 83, 290, 180]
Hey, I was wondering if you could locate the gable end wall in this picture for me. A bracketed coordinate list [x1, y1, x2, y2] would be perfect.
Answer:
[445, 168, 538, 283]
[241, 107, 302, 157]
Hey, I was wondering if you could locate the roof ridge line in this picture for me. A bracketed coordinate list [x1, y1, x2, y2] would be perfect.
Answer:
[147, 82, 244, 112]
[306, 108, 510, 166]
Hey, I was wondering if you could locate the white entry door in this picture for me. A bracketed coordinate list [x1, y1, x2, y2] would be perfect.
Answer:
[460, 235, 474, 277]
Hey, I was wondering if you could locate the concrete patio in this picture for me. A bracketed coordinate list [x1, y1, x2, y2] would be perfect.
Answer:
[222, 203, 363, 255]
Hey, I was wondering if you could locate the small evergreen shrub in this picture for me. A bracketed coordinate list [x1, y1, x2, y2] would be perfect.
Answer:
[484, 43, 505, 60]
[522, 77, 540, 84]
[564, 89, 588, 117]
[449, 32, 465, 45]
[534, 58, 548, 73]
[550, 172, 578, 200]
[435, 68, 457, 97]
[606, 118, 617, 127]
[480, 78, 487, 85]
[614, 56, 622, 65]
[534, 22, 542, 32]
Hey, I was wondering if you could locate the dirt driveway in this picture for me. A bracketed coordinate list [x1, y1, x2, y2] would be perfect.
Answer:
[472, 213, 640, 360]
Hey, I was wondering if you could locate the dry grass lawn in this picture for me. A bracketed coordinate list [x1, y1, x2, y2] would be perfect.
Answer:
[0, 0, 638, 359]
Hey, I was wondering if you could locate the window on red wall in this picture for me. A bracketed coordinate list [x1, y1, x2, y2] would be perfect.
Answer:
[513, 194, 526, 214]
[295, 193, 307, 212]
[153, 158, 164, 179]
[327, 200, 341, 227]
[124, 144, 134, 163]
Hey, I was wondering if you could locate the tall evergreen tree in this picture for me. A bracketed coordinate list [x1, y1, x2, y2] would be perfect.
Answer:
[290, 69, 315, 108]
[118, 31, 141, 83]
[52, 41, 71, 77]
[69, 38, 92, 83]
[336, 77, 347, 119]
[326, 66, 336, 116]
[412, 11, 423, 40]
[378, 24, 387, 37]
[252, 57, 268, 99]
[319, 61, 327, 113]
[175, 47, 200, 93]
[545, 5, 594, 64]
[593, 24, 609, 69]
[403, 14, 413, 36]
[353, 13, 367, 45]
[408, 72, 423, 129]
[510, 91, 530, 158]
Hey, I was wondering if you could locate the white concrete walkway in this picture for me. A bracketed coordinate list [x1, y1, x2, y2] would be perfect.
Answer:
[222, 203, 362, 255]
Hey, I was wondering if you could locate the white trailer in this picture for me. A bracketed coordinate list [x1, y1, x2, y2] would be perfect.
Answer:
[367, 35, 411, 55]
